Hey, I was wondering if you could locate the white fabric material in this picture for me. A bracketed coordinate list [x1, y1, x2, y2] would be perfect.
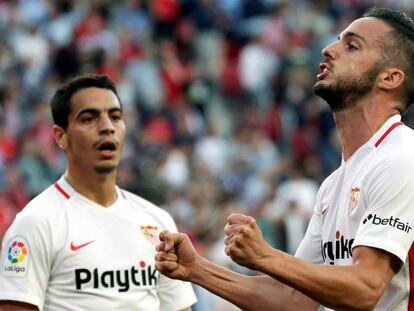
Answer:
[296, 115, 414, 310]
[0, 176, 197, 310]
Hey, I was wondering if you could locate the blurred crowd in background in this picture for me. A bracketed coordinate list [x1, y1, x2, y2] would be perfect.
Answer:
[1, 0, 414, 309]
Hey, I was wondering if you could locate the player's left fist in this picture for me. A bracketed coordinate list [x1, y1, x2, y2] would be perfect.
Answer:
[224, 214, 273, 271]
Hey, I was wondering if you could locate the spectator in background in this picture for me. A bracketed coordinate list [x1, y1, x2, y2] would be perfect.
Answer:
[0, 193, 16, 243]
[239, 33, 279, 110]
[114, 0, 150, 45]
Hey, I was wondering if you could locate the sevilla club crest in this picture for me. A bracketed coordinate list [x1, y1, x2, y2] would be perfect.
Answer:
[140, 225, 161, 246]
[348, 187, 360, 214]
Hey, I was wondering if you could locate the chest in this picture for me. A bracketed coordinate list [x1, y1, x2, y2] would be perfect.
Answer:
[51, 204, 163, 292]
[319, 158, 373, 264]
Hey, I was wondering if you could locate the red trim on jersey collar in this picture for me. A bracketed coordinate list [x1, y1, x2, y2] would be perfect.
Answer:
[409, 243, 414, 311]
[374, 121, 404, 148]
[120, 190, 127, 199]
[54, 182, 70, 199]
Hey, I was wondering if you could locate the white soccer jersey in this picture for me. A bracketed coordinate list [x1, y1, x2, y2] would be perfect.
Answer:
[296, 115, 414, 311]
[0, 176, 197, 311]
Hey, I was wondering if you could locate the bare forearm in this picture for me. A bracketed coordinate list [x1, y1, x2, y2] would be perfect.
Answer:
[257, 250, 389, 311]
[0, 301, 38, 311]
[189, 256, 318, 311]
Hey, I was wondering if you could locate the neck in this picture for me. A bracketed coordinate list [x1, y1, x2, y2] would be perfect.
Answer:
[64, 167, 118, 207]
[333, 97, 401, 161]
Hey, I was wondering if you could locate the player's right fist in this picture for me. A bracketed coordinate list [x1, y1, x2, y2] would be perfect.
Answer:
[155, 231, 198, 281]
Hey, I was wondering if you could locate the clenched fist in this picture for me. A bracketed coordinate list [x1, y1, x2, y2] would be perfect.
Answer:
[155, 231, 199, 281]
[224, 214, 274, 271]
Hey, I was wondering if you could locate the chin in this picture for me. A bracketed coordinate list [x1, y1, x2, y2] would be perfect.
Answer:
[314, 78, 330, 88]
[313, 81, 327, 96]
[94, 165, 117, 175]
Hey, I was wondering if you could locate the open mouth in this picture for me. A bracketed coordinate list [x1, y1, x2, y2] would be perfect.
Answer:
[317, 63, 330, 80]
[96, 140, 117, 158]
[97, 141, 116, 151]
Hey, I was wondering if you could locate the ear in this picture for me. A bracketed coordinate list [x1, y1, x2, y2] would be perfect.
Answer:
[378, 68, 405, 91]
[52, 125, 68, 150]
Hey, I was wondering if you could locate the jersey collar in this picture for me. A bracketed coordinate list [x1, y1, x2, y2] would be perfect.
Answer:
[55, 175, 126, 207]
[341, 114, 403, 164]
[368, 114, 403, 148]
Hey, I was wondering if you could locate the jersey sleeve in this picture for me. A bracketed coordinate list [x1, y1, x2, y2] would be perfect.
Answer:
[295, 212, 323, 264]
[0, 209, 53, 309]
[353, 153, 414, 263]
[157, 211, 197, 310]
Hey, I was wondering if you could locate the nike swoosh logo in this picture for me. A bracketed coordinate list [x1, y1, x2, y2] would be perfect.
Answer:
[322, 207, 329, 215]
[70, 240, 95, 251]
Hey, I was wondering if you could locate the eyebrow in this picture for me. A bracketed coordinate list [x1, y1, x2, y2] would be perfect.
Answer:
[75, 107, 123, 119]
[338, 31, 368, 44]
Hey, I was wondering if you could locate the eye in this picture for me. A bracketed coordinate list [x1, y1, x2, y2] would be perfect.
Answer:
[110, 113, 123, 121]
[346, 42, 358, 50]
[81, 115, 94, 123]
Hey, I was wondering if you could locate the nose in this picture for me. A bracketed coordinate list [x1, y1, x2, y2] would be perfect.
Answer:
[99, 114, 115, 135]
[321, 41, 338, 61]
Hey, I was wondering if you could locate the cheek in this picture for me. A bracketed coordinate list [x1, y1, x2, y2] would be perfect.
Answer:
[68, 132, 92, 152]
[348, 63, 357, 72]
[117, 124, 127, 145]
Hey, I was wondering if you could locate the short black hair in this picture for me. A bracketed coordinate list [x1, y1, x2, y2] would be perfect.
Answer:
[50, 74, 121, 129]
[363, 7, 414, 110]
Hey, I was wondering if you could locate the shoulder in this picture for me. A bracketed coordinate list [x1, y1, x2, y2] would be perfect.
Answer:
[375, 124, 414, 160]
[22, 184, 64, 215]
[121, 190, 175, 225]
[12, 183, 66, 231]
[3, 184, 68, 257]
[318, 166, 342, 195]
[364, 126, 414, 199]
[372, 125, 414, 175]
[312, 166, 342, 215]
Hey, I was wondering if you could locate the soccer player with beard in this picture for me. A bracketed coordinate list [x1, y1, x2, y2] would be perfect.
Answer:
[0, 75, 196, 310]
[155, 7, 414, 311]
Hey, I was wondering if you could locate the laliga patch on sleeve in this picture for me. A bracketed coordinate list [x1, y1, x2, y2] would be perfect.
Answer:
[2, 236, 30, 278]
